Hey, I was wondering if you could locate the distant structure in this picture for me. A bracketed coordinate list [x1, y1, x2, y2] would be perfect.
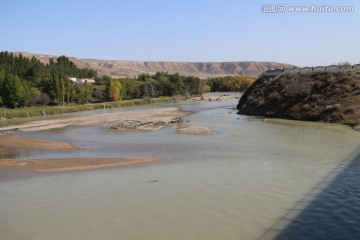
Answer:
[69, 77, 95, 84]
[300, 67, 312, 73]
[69, 77, 78, 83]
[326, 65, 340, 71]
[264, 64, 360, 77]
[353, 64, 360, 69]
[313, 66, 326, 72]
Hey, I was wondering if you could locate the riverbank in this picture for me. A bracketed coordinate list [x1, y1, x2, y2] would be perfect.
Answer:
[0, 92, 240, 133]
[0, 93, 239, 120]
[0, 157, 162, 172]
[0, 97, 178, 119]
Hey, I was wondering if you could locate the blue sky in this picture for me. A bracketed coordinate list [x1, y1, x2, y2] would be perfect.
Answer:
[0, 0, 359, 66]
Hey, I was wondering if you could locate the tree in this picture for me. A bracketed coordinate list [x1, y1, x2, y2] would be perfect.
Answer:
[120, 78, 141, 99]
[208, 77, 230, 91]
[51, 70, 65, 106]
[64, 75, 73, 104]
[75, 84, 93, 104]
[0, 52, 98, 106]
[208, 76, 254, 92]
[29, 87, 42, 105]
[202, 84, 211, 93]
[184, 76, 201, 96]
[142, 78, 158, 99]
[2, 74, 29, 108]
[169, 73, 184, 95]
[238, 77, 254, 92]
[157, 75, 175, 96]
[106, 78, 122, 101]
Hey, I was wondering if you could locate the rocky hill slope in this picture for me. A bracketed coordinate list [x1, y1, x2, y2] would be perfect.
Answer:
[237, 70, 360, 125]
[13, 52, 295, 78]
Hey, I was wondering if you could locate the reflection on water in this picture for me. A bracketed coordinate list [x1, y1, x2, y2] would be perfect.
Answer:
[272, 150, 360, 240]
[0, 98, 360, 240]
[0, 147, 20, 159]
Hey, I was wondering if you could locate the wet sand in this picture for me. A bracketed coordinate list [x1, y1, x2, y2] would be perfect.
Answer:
[0, 106, 214, 175]
[177, 125, 214, 135]
[0, 134, 77, 150]
[0, 107, 189, 132]
[0, 107, 214, 135]
[0, 157, 162, 173]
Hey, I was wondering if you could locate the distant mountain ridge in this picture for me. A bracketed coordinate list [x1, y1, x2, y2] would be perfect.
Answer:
[13, 52, 296, 78]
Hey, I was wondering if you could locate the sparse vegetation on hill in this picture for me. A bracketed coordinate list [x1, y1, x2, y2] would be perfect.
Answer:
[237, 70, 360, 126]
[14, 52, 296, 78]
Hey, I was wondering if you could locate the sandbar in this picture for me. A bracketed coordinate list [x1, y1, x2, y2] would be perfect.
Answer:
[176, 125, 214, 135]
[0, 107, 189, 132]
[0, 134, 77, 150]
[0, 157, 162, 173]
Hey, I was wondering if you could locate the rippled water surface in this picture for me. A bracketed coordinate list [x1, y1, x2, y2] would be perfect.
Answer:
[1, 99, 360, 240]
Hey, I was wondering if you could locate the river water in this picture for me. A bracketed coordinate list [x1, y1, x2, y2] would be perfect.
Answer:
[0, 98, 360, 240]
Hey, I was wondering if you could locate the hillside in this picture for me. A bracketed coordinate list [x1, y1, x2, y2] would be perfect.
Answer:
[237, 70, 360, 125]
[13, 52, 295, 78]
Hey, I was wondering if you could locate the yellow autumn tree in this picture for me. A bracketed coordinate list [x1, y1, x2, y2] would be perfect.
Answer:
[106, 78, 122, 101]
[228, 76, 254, 92]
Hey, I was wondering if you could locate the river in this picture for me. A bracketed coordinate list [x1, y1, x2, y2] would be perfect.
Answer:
[0, 97, 359, 240]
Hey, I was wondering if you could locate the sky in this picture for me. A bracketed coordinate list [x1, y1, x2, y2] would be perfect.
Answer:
[0, 0, 359, 67]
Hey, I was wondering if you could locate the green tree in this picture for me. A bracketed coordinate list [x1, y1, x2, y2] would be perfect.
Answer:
[75, 84, 93, 104]
[29, 87, 42, 105]
[2, 74, 29, 108]
[0, 66, 6, 104]
[183, 76, 201, 96]
[119, 78, 141, 99]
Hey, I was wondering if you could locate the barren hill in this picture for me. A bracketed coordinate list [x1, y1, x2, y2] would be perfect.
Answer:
[237, 70, 360, 124]
[13, 52, 296, 78]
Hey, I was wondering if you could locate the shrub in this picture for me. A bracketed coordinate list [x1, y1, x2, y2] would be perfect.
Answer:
[284, 78, 312, 98]
[269, 91, 280, 100]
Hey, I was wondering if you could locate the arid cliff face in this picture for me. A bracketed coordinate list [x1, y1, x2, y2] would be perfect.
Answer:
[14, 52, 295, 78]
[237, 70, 360, 123]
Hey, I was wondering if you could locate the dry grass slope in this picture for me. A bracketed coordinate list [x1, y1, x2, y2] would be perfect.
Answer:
[13, 52, 295, 78]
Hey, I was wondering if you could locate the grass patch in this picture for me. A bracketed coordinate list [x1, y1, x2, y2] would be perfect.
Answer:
[342, 119, 360, 127]
[0, 97, 182, 119]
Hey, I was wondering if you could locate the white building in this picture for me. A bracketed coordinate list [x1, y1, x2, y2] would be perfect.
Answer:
[68, 77, 95, 84]
[69, 77, 78, 83]
[78, 78, 96, 84]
